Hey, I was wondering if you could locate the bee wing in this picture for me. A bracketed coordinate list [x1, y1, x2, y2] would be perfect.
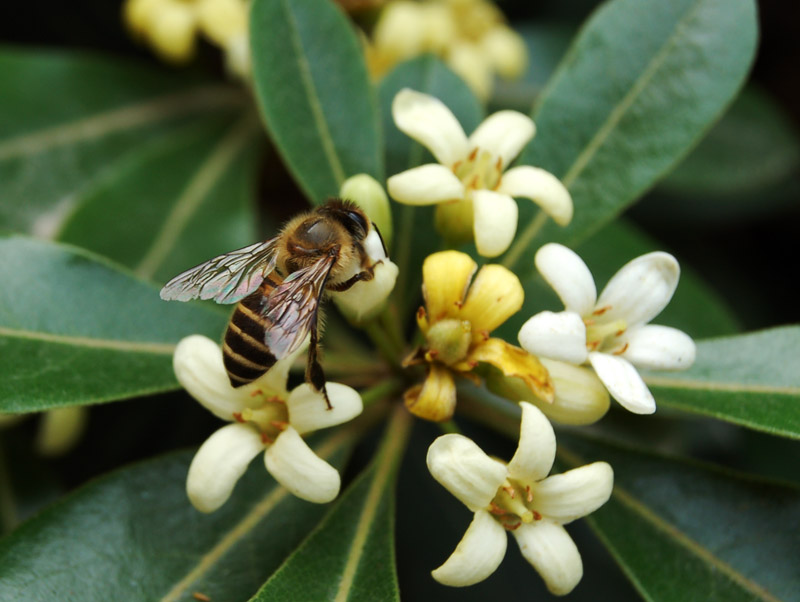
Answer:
[159, 239, 279, 304]
[260, 254, 337, 359]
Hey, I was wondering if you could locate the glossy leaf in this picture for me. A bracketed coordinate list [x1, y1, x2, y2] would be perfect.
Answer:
[0, 48, 244, 235]
[0, 431, 357, 601]
[252, 407, 412, 601]
[0, 235, 226, 413]
[558, 433, 800, 601]
[497, 219, 741, 342]
[503, 0, 758, 272]
[644, 327, 800, 439]
[250, 0, 382, 204]
[57, 113, 263, 284]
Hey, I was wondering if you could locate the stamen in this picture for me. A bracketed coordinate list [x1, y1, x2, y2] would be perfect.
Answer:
[489, 502, 506, 516]
[504, 521, 522, 531]
[593, 305, 611, 316]
[503, 485, 516, 499]
[612, 343, 629, 355]
[260, 433, 273, 445]
[270, 420, 289, 431]
[451, 160, 462, 173]
[468, 147, 478, 161]
[525, 485, 533, 502]
[232, 412, 245, 423]
[266, 395, 285, 404]
[532, 510, 542, 521]
[249, 389, 263, 398]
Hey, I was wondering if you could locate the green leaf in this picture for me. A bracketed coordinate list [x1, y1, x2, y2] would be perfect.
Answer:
[0, 235, 226, 413]
[252, 407, 412, 601]
[378, 55, 482, 313]
[250, 0, 382, 203]
[0, 430, 357, 601]
[558, 433, 800, 601]
[57, 113, 263, 284]
[0, 48, 244, 234]
[662, 86, 800, 198]
[497, 219, 741, 342]
[644, 327, 800, 439]
[503, 0, 758, 271]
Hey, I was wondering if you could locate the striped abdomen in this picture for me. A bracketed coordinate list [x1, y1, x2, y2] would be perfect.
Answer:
[222, 276, 281, 387]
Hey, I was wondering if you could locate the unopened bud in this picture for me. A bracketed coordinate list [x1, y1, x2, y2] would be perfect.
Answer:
[340, 174, 393, 250]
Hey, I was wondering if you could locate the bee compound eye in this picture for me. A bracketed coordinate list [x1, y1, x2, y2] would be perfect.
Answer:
[345, 210, 368, 236]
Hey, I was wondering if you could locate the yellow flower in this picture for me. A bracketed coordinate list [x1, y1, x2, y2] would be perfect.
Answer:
[404, 251, 553, 421]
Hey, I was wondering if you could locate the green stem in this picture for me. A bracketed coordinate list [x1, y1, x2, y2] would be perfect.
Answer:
[363, 320, 403, 367]
[501, 210, 548, 271]
[437, 420, 461, 435]
[0, 440, 18, 534]
[360, 379, 403, 408]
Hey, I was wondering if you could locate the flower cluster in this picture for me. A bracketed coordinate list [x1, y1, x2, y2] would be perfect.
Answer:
[367, 0, 527, 101]
[124, 0, 250, 76]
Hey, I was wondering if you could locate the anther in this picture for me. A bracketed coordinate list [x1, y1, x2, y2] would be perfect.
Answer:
[532, 510, 542, 521]
[489, 502, 506, 516]
[593, 305, 611, 316]
[612, 343, 629, 355]
[260, 433, 273, 445]
[468, 147, 478, 161]
[249, 389, 263, 398]
[525, 485, 533, 502]
[270, 420, 289, 431]
[504, 521, 522, 531]
[503, 485, 516, 499]
[232, 412, 245, 423]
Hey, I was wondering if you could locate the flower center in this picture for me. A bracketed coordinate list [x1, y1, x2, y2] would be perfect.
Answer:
[452, 147, 503, 191]
[488, 479, 542, 530]
[425, 318, 472, 366]
[584, 316, 628, 353]
[232, 393, 289, 443]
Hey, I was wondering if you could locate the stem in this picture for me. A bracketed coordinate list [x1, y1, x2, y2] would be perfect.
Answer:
[363, 320, 403, 367]
[0, 440, 18, 534]
[360, 379, 403, 408]
[437, 420, 461, 435]
[501, 210, 548, 271]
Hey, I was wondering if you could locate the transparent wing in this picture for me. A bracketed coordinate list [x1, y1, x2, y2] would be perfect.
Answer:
[261, 254, 336, 358]
[159, 239, 279, 304]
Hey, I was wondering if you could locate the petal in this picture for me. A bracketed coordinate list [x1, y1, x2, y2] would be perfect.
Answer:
[535, 243, 596, 316]
[332, 258, 399, 322]
[186, 422, 266, 513]
[392, 88, 468, 166]
[149, 2, 198, 63]
[468, 111, 535, 168]
[518, 310, 588, 365]
[197, 0, 246, 45]
[426, 433, 507, 511]
[287, 383, 363, 435]
[431, 510, 507, 587]
[596, 251, 680, 327]
[422, 251, 477, 321]
[265, 426, 340, 503]
[472, 190, 518, 258]
[482, 26, 527, 79]
[447, 42, 492, 102]
[513, 521, 583, 595]
[507, 402, 556, 484]
[619, 325, 696, 370]
[537, 359, 610, 426]
[387, 164, 465, 205]
[372, 1, 426, 61]
[467, 338, 554, 404]
[459, 264, 523, 334]
[532, 462, 613, 524]
[589, 352, 656, 414]
[498, 166, 573, 226]
[404, 365, 457, 422]
[35, 406, 88, 457]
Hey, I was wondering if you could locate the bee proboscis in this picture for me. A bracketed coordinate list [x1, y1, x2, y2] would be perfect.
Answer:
[160, 199, 386, 409]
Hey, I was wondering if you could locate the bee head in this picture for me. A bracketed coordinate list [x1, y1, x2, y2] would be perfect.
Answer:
[320, 199, 370, 241]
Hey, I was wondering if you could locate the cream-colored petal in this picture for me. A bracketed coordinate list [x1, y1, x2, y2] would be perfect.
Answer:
[197, 0, 246, 45]
[472, 190, 518, 257]
[148, 2, 198, 63]
[459, 264, 523, 334]
[596, 252, 679, 327]
[538, 359, 610, 426]
[333, 259, 399, 323]
[404, 365, 457, 422]
[186, 422, 266, 513]
[468, 111, 535, 168]
[532, 462, 613, 524]
[387, 164, 465, 206]
[431, 510, 507, 586]
[518, 310, 588, 365]
[427, 433, 507, 511]
[498, 166, 573, 226]
[447, 42, 492, 103]
[482, 26, 527, 79]
[619, 325, 696, 370]
[265, 426, 340, 503]
[535, 243, 596, 316]
[392, 89, 469, 166]
[513, 521, 583, 596]
[287, 383, 363, 435]
[507, 402, 556, 484]
[173, 335, 252, 419]
[372, 1, 427, 61]
[589, 352, 655, 415]
[35, 406, 88, 457]
[422, 251, 477, 321]
[223, 32, 250, 78]
[124, 0, 163, 35]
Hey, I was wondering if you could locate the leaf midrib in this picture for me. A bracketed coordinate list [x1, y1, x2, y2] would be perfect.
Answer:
[0, 326, 175, 354]
[644, 375, 799, 395]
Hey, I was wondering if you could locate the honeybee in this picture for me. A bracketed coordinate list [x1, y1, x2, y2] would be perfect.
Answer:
[160, 199, 386, 409]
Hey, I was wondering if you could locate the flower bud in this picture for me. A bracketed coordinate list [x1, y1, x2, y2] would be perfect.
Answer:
[35, 406, 88, 457]
[340, 174, 394, 249]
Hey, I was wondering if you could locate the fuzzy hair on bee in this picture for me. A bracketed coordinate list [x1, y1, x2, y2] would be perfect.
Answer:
[160, 199, 387, 409]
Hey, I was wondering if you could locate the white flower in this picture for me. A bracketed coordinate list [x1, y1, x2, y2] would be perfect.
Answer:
[386, 89, 572, 257]
[518, 243, 697, 414]
[175, 335, 363, 512]
[426, 403, 613, 594]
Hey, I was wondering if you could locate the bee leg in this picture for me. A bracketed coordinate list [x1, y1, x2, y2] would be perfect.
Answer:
[328, 261, 382, 293]
[307, 319, 332, 410]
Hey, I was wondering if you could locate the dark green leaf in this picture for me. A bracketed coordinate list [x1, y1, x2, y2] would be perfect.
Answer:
[250, 0, 382, 203]
[503, 0, 758, 271]
[644, 327, 800, 439]
[252, 408, 412, 601]
[57, 113, 263, 284]
[0, 430, 356, 601]
[0, 235, 226, 413]
[559, 433, 800, 601]
[0, 49, 244, 234]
